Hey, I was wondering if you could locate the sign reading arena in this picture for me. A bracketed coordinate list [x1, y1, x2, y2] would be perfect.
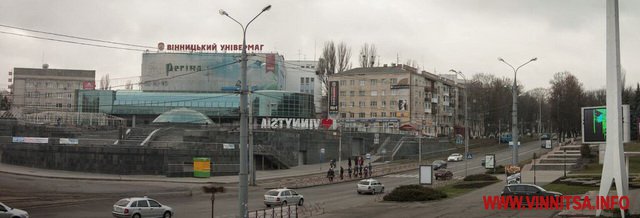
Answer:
[260, 118, 324, 130]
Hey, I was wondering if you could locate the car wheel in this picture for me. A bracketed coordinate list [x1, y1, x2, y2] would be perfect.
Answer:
[163, 211, 172, 218]
[266, 204, 271, 208]
[282, 201, 287, 206]
[298, 198, 304, 206]
[133, 214, 141, 218]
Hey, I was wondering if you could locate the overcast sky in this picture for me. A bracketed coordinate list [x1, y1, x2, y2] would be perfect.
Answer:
[1, 0, 639, 92]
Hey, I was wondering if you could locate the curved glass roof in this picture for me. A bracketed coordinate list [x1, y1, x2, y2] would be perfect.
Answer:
[152, 108, 214, 124]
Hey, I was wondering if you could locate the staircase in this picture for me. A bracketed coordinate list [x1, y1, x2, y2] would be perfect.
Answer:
[254, 144, 292, 169]
[531, 141, 581, 171]
[390, 135, 417, 161]
[120, 128, 156, 146]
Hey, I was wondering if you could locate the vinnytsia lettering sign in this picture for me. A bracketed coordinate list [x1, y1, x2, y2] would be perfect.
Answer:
[260, 118, 323, 130]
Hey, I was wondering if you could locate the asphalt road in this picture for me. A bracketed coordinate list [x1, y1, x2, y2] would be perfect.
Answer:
[0, 140, 546, 218]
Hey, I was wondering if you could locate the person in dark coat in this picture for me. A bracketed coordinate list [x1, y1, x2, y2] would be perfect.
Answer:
[347, 167, 352, 179]
[339, 166, 344, 180]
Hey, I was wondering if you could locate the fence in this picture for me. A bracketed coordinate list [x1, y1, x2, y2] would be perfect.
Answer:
[246, 203, 325, 218]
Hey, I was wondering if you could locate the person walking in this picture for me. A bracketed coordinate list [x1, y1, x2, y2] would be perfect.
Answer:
[327, 168, 334, 182]
[339, 166, 344, 180]
[347, 167, 352, 179]
[363, 166, 369, 178]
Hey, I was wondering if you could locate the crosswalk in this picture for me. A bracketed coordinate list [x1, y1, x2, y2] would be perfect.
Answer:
[384, 174, 418, 178]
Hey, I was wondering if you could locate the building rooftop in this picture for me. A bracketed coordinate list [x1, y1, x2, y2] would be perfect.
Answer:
[152, 108, 214, 125]
[13, 67, 95, 78]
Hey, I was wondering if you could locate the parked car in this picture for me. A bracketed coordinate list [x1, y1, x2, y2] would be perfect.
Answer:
[434, 169, 453, 180]
[0, 202, 29, 218]
[264, 188, 304, 207]
[112, 196, 173, 218]
[500, 134, 512, 143]
[501, 184, 562, 205]
[432, 160, 447, 170]
[356, 179, 385, 194]
[447, 153, 463, 162]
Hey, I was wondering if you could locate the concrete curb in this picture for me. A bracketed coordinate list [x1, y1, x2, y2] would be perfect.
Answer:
[0, 169, 228, 185]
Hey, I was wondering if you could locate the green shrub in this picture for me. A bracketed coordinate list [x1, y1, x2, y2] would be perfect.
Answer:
[383, 185, 447, 202]
[463, 174, 498, 181]
[452, 181, 496, 189]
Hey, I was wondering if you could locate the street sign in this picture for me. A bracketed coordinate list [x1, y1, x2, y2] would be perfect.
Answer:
[374, 133, 379, 144]
[508, 141, 521, 146]
[467, 153, 473, 159]
[320, 148, 325, 154]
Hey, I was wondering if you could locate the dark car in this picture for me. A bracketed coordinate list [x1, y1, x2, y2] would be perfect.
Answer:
[434, 169, 453, 180]
[432, 160, 447, 170]
[501, 184, 562, 205]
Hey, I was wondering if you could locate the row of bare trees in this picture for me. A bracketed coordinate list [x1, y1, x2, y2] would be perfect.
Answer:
[468, 71, 639, 141]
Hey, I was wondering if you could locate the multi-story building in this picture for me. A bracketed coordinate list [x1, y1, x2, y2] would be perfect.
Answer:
[328, 64, 466, 137]
[284, 60, 322, 115]
[10, 65, 95, 113]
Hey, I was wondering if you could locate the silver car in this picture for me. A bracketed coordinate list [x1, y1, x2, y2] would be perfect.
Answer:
[0, 202, 29, 218]
[264, 188, 304, 207]
[112, 197, 173, 218]
[356, 179, 384, 194]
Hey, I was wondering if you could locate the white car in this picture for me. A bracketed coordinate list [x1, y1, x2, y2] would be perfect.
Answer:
[264, 188, 304, 207]
[0, 202, 29, 218]
[447, 153, 463, 162]
[356, 179, 384, 194]
[112, 197, 173, 218]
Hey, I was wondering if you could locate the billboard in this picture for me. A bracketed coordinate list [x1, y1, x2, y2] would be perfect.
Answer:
[581, 105, 630, 144]
[328, 81, 339, 114]
[141, 53, 285, 92]
[419, 165, 433, 185]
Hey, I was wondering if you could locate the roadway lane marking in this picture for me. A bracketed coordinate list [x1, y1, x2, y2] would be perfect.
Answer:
[384, 174, 418, 178]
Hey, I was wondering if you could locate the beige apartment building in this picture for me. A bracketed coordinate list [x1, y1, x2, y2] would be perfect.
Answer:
[329, 64, 463, 137]
[11, 65, 96, 114]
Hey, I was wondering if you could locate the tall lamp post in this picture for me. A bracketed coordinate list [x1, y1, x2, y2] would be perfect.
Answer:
[449, 69, 468, 177]
[498, 57, 537, 165]
[220, 5, 271, 218]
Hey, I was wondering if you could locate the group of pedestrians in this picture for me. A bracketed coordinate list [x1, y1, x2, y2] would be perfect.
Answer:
[326, 156, 373, 182]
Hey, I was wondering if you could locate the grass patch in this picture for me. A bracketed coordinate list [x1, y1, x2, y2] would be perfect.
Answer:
[437, 180, 499, 199]
[543, 183, 598, 195]
[463, 174, 498, 181]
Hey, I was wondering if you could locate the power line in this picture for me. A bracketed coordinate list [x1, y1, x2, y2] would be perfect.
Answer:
[0, 23, 155, 49]
[0, 30, 146, 52]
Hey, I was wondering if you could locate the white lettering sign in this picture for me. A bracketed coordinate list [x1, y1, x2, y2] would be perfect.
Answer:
[260, 118, 324, 130]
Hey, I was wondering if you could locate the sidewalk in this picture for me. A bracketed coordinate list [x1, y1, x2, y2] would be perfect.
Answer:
[0, 160, 402, 185]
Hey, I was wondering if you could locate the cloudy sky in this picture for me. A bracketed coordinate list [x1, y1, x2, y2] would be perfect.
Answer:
[1, 0, 639, 92]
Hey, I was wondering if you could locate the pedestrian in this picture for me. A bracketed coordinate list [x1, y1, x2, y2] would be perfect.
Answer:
[348, 157, 352, 168]
[340, 166, 344, 180]
[359, 165, 363, 178]
[347, 167, 352, 179]
[368, 162, 372, 176]
[364, 167, 369, 178]
[327, 168, 333, 182]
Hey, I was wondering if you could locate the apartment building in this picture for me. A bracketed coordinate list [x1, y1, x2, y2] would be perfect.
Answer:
[11, 65, 95, 113]
[328, 64, 464, 136]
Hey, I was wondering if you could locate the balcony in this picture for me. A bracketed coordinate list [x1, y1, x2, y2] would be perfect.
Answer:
[431, 97, 438, 103]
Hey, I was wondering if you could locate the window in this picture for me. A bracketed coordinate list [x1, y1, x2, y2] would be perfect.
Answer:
[340, 91, 346, 96]
[370, 79, 377, 86]
[349, 113, 355, 118]
[382, 101, 386, 108]
[350, 102, 355, 107]
[390, 112, 397, 117]
[67, 93, 72, 99]
[359, 80, 365, 86]
[359, 112, 365, 118]
[359, 91, 365, 96]
[371, 91, 377, 96]
[340, 80, 346, 86]
[129, 201, 138, 207]
[340, 102, 345, 108]
[136, 200, 149, 207]
[56, 103, 62, 108]
[381, 91, 385, 96]
[148, 200, 161, 207]
[67, 104, 72, 108]
[370, 101, 377, 107]
[350, 80, 355, 85]
[341, 113, 346, 118]
[359, 101, 365, 107]
[390, 78, 398, 85]
[381, 112, 386, 117]
[350, 91, 355, 96]
[391, 89, 397, 96]
[370, 112, 377, 117]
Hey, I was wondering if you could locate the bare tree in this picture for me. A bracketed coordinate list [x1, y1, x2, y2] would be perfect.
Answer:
[100, 74, 111, 90]
[336, 42, 352, 73]
[124, 80, 133, 90]
[317, 41, 336, 94]
[359, 43, 377, 67]
[405, 59, 418, 68]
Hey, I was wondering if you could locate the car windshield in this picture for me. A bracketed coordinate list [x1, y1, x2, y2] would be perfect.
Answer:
[358, 181, 370, 185]
[115, 199, 130, 207]
[451, 153, 460, 156]
[266, 191, 280, 196]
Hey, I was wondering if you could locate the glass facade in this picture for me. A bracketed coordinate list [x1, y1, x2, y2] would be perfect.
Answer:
[152, 108, 214, 124]
[76, 90, 315, 119]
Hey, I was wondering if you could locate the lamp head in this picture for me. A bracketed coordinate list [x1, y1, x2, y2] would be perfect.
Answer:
[531, 57, 538, 62]
[262, 5, 272, 12]
[497, 57, 504, 62]
[449, 69, 457, 73]
[219, 9, 228, 16]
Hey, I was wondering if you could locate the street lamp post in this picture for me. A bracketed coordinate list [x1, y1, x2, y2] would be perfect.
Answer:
[220, 5, 271, 218]
[449, 69, 468, 177]
[498, 57, 537, 165]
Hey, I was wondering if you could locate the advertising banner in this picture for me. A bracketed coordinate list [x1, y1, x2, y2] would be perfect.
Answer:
[485, 154, 495, 169]
[82, 81, 96, 90]
[419, 165, 433, 185]
[59, 138, 79, 145]
[222, 143, 235, 150]
[328, 81, 339, 114]
[582, 105, 630, 144]
[12, 137, 49, 144]
[193, 157, 211, 178]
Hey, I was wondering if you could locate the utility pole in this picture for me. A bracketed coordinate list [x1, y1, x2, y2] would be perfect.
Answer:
[249, 92, 255, 186]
